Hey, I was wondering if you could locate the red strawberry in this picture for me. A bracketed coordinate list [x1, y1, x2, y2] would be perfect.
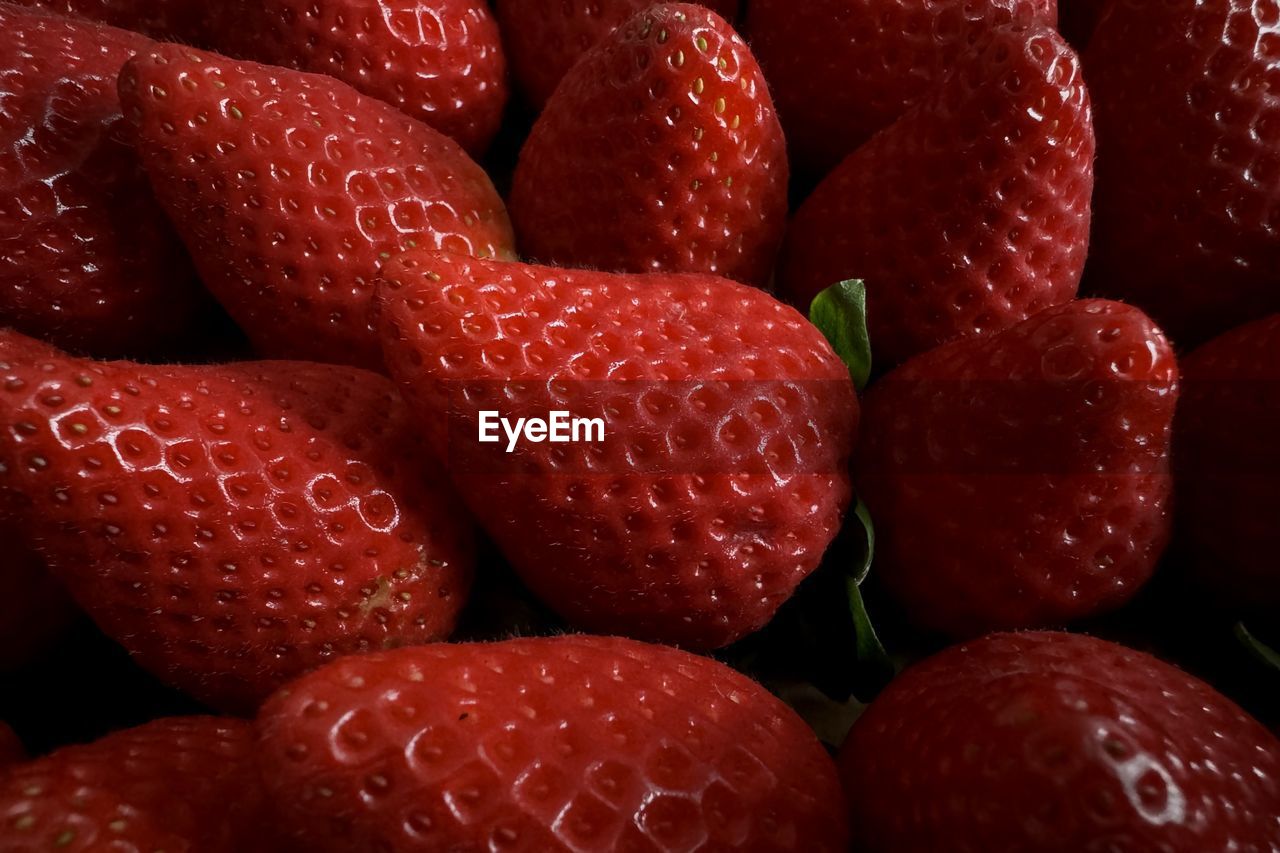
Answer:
[1176, 313, 1280, 613]
[7, 0, 208, 41]
[510, 3, 787, 288]
[0, 722, 23, 767]
[1085, 0, 1280, 344]
[376, 251, 856, 649]
[840, 631, 1280, 850]
[855, 300, 1178, 637]
[745, 0, 1057, 176]
[0, 716, 267, 851]
[0, 4, 208, 358]
[781, 22, 1093, 368]
[118, 43, 515, 371]
[0, 536, 77, 671]
[495, 0, 740, 109]
[0, 329, 474, 712]
[257, 635, 850, 851]
[205, 0, 507, 156]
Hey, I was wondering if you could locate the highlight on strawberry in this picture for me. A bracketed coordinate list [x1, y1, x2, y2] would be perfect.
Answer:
[1, 0, 1278, 848]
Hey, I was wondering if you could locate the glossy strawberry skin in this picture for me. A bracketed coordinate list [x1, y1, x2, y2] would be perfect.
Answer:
[206, 0, 507, 155]
[257, 635, 850, 852]
[1176, 313, 1280, 613]
[377, 251, 856, 649]
[7, 0, 209, 41]
[782, 23, 1093, 368]
[855, 300, 1178, 637]
[1085, 0, 1280, 344]
[0, 330, 474, 712]
[0, 717, 267, 852]
[0, 535, 77, 671]
[118, 43, 514, 371]
[841, 632, 1280, 851]
[511, 4, 788, 288]
[495, 0, 740, 108]
[746, 0, 1056, 176]
[0, 4, 207, 358]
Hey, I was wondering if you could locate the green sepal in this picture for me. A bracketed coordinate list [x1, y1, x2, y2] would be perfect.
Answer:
[810, 279, 871, 391]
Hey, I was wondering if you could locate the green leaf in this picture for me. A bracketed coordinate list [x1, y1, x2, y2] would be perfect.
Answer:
[1235, 622, 1280, 673]
[846, 500, 893, 687]
[810, 279, 872, 391]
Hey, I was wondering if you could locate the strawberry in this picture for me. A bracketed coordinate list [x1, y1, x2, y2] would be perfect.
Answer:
[1084, 0, 1280, 344]
[257, 635, 850, 851]
[376, 251, 856, 649]
[0, 4, 208, 358]
[118, 43, 515, 371]
[0, 536, 77, 671]
[0, 716, 267, 851]
[0, 722, 23, 767]
[745, 0, 1057, 176]
[855, 300, 1178, 637]
[205, 0, 507, 156]
[7, 0, 209, 41]
[781, 22, 1094, 368]
[840, 631, 1280, 850]
[495, 0, 740, 109]
[0, 329, 474, 712]
[510, 3, 787, 288]
[1176, 313, 1280, 613]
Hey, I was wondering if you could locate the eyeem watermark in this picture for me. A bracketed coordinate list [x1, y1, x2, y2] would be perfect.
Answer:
[478, 410, 606, 453]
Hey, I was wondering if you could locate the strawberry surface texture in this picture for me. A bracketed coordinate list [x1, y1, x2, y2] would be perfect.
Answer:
[205, 0, 508, 155]
[119, 43, 514, 370]
[377, 251, 856, 649]
[841, 632, 1280, 851]
[0, 0, 1278, 844]
[1085, 0, 1280, 343]
[496, 0, 741, 108]
[0, 330, 474, 712]
[511, 3, 788, 287]
[7, 0, 210, 41]
[746, 0, 1058, 175]
[855, 300, 1178, 636]
[782, 21, 1094, 368]
[0, 4, 207, 358]
[256, 635, 850, 851]
[0, 716, 267, 852]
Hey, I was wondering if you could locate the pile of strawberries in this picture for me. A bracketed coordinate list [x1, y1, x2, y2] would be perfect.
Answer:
[1, 0, 1278, 849]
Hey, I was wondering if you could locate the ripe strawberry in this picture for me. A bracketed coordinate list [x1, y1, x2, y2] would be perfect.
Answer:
[745, 0, 1056, 176]
[0, 536, 77, 671]
[1085, 0, 1280, 344]
[376, 251, 856, 649]
[495, 0, 740, 109]
[205, 0, 507, 155]
[0, 329, 474, 712]
[0, 716, 267, 851]
[781, 22, 1093, 368]
[0, 4, 208, 358]
[510, 3, 787, 287]
[118, 43, 514, 371]
[841, 631, 1280, 850]
[1176, 313, 1280, 613]
[855, 300, 1178, 637]
[0, 722, 23, 767]
[7, 0, 208, 41]
[257, 635, 850, 851]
